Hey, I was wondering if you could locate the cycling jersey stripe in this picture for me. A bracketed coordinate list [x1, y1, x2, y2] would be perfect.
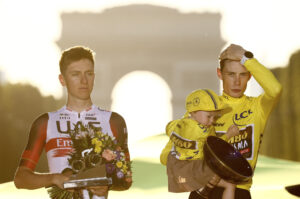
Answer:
[21, 150, 39, 170]
[20, 114, 48, 170]
[20, 159, 36, 171]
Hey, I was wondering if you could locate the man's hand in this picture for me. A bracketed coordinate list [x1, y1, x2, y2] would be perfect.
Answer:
[226, 125, 239, 139]
[14, 166, 72, 190]
[219, 44, 245, 61]
[50, 173, 70, 189]
[89, 186, 108, 196]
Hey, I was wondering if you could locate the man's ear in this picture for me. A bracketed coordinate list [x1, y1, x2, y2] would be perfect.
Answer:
[217, 68, 223, 80]
[59, 74, 66, 86]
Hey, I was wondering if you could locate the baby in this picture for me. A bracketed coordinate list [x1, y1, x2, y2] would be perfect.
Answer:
[160, 89, 239, 199]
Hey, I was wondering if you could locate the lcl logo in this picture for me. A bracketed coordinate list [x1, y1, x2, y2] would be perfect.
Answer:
[232, 109, 253, 126]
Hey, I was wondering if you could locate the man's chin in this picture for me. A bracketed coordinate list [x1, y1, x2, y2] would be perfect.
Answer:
[76, 94, 92, 101]
[229, 92, 243, 98]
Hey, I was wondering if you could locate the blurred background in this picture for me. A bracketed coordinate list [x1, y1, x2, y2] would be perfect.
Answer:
[0, 0, 300, 198]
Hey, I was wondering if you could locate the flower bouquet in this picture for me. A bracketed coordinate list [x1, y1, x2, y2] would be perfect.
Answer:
[47, 125, 132, 199]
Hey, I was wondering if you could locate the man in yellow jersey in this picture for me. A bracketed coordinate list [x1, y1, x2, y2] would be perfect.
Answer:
[208, 44, 282, 199]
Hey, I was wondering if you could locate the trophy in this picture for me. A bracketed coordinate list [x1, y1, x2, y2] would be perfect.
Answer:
[63, 149, 112, 189]
[285, 184, 300, 197]
[197, 136, 253, 198]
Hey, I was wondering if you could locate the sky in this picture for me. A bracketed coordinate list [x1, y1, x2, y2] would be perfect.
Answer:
[1, 0, 300, 98]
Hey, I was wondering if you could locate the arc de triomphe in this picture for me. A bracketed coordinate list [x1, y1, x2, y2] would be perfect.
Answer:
[57, 4, 225, 119]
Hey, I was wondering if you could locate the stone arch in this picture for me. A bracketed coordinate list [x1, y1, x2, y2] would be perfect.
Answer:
[57, 4, 225, 119]
[111, 70, 172, 144]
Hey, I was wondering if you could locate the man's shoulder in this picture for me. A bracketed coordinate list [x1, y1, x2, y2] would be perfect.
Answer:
[244, 94, 266, 107]
[92, 105, 113, 115]
[32, 113, 49, 127]
[48, 106, 66, 115]
[109, 111, 125, 124]
[90, 105, 125, 124]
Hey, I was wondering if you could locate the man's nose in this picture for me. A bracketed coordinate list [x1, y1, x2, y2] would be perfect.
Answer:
[81, 74, 88, 84]
[234, 75, 241, 85]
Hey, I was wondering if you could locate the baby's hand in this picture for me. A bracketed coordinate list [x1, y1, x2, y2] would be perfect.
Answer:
[226, 125, 239, 139]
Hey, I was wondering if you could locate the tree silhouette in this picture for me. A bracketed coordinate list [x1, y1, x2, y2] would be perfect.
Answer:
[0, 83, 64, 183]
[261, 50, 300, 161]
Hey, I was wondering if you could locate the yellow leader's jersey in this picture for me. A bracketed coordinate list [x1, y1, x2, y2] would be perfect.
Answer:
[164, 118, 216, 161]
[214, 58, 282, 191]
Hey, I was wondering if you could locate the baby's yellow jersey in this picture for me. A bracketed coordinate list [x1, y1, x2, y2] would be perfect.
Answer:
[160, 118, 216, 164]
[214, 58, 282, 191]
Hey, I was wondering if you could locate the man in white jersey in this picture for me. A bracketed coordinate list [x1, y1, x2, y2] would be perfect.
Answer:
[14, 46, 132, 198]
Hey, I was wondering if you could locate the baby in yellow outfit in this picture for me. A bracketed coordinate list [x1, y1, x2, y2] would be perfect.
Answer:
[160, 89, 239, 199]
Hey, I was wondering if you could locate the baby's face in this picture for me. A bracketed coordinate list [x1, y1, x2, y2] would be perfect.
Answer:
[191, 110, 221, 127]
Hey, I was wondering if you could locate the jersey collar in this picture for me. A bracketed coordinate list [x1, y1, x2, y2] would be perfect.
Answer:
[221, 92, 246, 104]
[64, 104, 95, 114]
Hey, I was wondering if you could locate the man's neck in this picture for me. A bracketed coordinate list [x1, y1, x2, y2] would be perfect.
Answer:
[222, 92, 245, 99]
[66, 98, 93, 112]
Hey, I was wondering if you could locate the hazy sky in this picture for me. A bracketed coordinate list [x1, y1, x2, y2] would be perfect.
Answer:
[1, 0, 300, 98]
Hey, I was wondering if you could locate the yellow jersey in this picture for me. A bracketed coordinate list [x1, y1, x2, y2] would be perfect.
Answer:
[214, 58, 282, 190]
[160, 118, 216, 163]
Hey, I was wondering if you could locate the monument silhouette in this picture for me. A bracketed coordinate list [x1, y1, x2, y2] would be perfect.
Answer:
[57, 4, 225, 119]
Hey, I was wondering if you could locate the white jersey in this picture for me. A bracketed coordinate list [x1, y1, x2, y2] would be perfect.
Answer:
[20, 104, 131, 199]
[45, 105, 113, 173]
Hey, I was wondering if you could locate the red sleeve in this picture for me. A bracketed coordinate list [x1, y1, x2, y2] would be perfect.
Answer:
[109, 112, 132, 190]
[109, 112, 130, 161]
[19, 113, 48, 170]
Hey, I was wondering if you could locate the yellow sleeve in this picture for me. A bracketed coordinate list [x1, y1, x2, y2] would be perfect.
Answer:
[159, 120, 179, 165]
[160, 140, 173, 165]
[160, 119, 205, 164]
[244, 58, 282, 117]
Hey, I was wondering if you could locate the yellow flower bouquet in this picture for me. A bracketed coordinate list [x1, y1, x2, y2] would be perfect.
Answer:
[47, 125, 132, 199]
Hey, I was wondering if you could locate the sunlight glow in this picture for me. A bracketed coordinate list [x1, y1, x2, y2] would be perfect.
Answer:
[1, 0, 300, 97]
[110, 71, 172, 150]
[0, 0, 62, 97]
